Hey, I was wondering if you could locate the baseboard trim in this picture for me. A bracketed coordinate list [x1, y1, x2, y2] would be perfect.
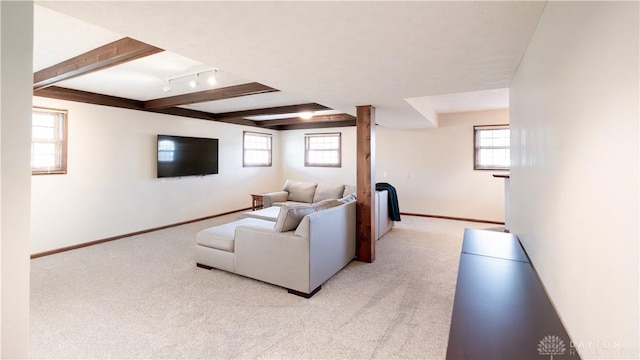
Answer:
[30, 207, 252, 259]
[400, 212, 505, 225]
[32, 209, 502, 259]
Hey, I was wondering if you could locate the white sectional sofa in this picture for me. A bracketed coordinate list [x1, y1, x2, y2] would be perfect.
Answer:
[195, 180, 395, 297]
[262, 179, 394, 240]
[196, 198, 356, 297]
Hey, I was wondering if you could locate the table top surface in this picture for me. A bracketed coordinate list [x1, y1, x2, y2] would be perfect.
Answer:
[447, 253, 576, 359]
[447, 228, 577, 359]
[461, 228, 529, 263]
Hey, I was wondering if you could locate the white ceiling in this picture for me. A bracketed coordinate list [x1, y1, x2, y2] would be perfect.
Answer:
[34, 5, 314, 117]
[35, 1, 545, 129]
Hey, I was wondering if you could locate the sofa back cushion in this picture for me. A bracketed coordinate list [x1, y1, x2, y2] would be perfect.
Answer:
[274, 200, 344, 232]
[343, 185, 357, 198]
[312, 183, 345, 203]
[314, 199, 343, 209]
[283, 179, 317, 203]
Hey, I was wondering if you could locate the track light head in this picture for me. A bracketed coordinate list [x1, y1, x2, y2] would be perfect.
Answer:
[189, 74, 198, 88]
[207, 69, 218, 86]
[162, 80, 171, 93]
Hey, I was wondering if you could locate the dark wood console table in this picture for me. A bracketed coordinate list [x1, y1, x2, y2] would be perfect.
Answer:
[446, 228, 579, 359]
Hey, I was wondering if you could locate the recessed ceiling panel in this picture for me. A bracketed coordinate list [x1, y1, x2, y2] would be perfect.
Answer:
[54, 52, 252, 101]
[428, 88, 509, 114]
[181, 92, 313, 114]
[246, 109, 342, 121]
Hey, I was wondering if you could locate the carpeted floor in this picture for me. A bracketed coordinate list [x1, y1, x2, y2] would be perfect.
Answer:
[29, 213, 493, 359]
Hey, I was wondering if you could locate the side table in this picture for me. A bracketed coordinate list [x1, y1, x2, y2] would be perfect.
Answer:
[250, 194, 264, 211]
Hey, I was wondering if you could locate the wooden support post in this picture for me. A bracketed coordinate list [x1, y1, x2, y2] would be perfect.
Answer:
[356, 105, 375, 262]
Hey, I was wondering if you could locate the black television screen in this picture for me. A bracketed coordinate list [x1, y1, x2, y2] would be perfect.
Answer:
[157, 135, 219, 178]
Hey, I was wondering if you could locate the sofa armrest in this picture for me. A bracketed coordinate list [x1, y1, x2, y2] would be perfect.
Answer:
[262, 191, 288, 207]
[375, 190, 394, 239]
[234, 226, 311, 293]
[306, 201, 356, 290]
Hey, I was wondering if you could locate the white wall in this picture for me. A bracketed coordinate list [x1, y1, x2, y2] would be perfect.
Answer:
[280, 110, 507, 223]
[510, 2, 639, 358]
[31, 97, 281, 254]
[31, 100, 507, 255]
[376, 109, 508, 222]
[1, 1, 33, 357]
[281, 127, 357, 186]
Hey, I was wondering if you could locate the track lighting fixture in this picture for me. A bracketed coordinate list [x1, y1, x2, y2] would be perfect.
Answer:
[207, 69, 218, 86]
[189, 74, 198, 88]
[163, 69, 218, 92]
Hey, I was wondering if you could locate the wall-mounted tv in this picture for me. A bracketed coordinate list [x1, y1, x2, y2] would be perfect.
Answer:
[157, 135, 219, 178]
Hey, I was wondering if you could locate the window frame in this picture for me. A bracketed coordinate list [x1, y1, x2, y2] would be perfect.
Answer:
[243, 131, 272, 167]
[31, 107, 68, 175]
[304, 132, 342, 168]
[473, 124, 510, 171]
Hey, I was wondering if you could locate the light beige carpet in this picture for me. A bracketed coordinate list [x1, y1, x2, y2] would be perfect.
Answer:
[29, 213, 493, 359]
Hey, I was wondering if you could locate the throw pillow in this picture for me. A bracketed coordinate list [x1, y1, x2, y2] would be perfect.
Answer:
[313, 199, 344, 210]
[312, 183, 345, 203]
[274, 205, 317, 232]
[283, 180, 317, 203]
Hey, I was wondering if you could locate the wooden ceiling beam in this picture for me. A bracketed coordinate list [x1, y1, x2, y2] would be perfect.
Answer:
[257, 113, 356, 128]
[34, 37, 163, 90]
[34, 86, 145, 110]
[149, 108, 257, 126]
[274, 119, 357, 131]
[34, 86, 258, 127]
[147, 107, 220, 122]
[213, 103, 331, 121]
[143, 82, 278, 110]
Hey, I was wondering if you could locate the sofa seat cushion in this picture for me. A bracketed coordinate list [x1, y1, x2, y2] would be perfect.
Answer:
[240, 206, 281, 221]
[197, 218, 274, 252]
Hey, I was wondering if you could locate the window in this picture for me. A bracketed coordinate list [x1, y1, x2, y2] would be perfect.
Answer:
[474, 124, 510, 170]
[305, 132, 341, 167]
[243, 131, 272, 167]
[32, 107, 67, 175]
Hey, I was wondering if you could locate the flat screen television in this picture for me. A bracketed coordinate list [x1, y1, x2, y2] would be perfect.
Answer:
[157, 135, 219, 178]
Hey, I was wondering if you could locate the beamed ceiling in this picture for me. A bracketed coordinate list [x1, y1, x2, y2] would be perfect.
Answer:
[33, 36, 354, 131]
[34, 3, 547, 129]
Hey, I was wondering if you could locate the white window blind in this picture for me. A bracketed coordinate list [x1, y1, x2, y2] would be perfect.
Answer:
[32, 108, 67, 175]
[243, 131, 272, 167]
[474, 124, 510, 170]
[305, 133, 341, 167]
